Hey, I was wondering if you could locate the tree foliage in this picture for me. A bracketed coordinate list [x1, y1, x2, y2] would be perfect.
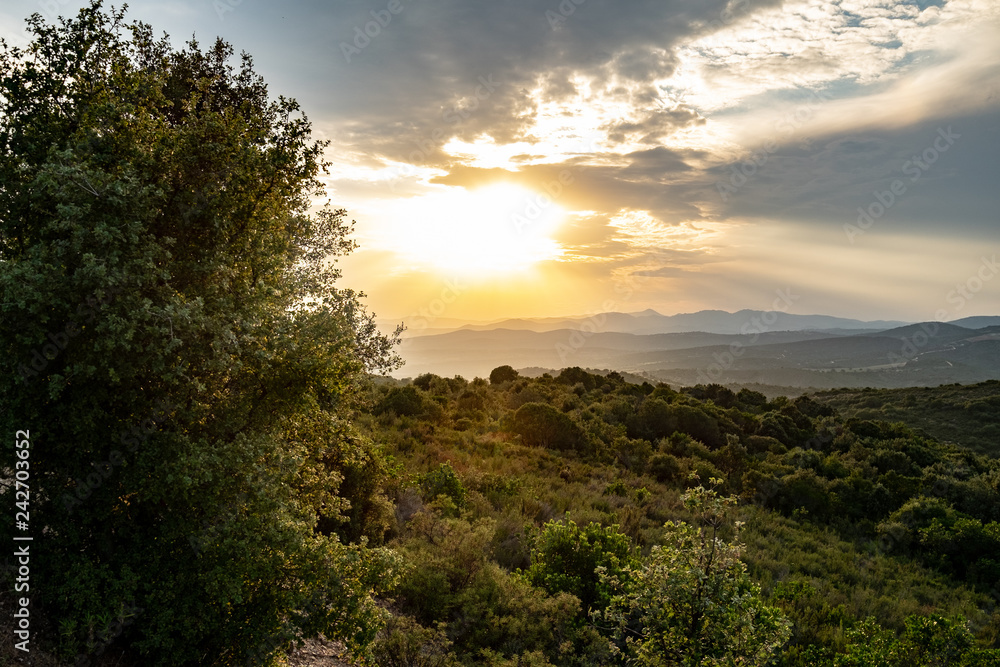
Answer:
[600, 480, 791, 666]
[526, 516, 638, 615]
[0, 3, 400, 664]
[833, 614, 999, 667]
[510, 402, 588, 452]
[490, 365, 519, 385]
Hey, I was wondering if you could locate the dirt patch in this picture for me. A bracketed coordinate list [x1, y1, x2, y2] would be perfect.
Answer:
[284, 637, 354, 667]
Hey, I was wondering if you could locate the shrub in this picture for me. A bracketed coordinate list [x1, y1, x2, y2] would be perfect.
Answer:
[420, 463, 467, 508]
[612, 436, 653, 473]
[834, 614, 1000, 666]
[525, 517, 637, 614]
[490, 365, 520, 385]
[413, 373, 443, 391]
[557, 367, 599, 390]
[626, 398, 676, 441]
[737, 388, 769, 408]
[510, 403, 588, 452]
[451, 564, 582, 663]
[648, 453, 683, 483]
[381, 386, 427, 417]
[600, 483, 791, 665]
[372, 615, 459, 667]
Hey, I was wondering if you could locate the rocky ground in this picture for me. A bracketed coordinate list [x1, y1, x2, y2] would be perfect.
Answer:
[285, 638, 353, 667]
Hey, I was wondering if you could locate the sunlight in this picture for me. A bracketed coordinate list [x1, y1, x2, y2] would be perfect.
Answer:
[374, 183, 567, 275]
[442, 136, 538, 170]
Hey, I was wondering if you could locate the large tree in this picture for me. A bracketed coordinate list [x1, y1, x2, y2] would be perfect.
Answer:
[0, 3, 401, 664]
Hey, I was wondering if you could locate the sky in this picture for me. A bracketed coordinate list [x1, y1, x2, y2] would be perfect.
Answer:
[2, 0, 999, 331]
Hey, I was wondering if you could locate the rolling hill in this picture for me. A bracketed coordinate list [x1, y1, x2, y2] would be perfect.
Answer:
[399, 318, 1000, 390]
[397, 309, 909, 337]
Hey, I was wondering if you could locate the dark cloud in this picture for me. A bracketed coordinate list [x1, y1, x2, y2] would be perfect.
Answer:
[4, 0, 998, 325]
[621, 146, 696, 179]
[302, 0, 783, 161]
[603, 106, 705, 144]
[708, 111, 1000, 236]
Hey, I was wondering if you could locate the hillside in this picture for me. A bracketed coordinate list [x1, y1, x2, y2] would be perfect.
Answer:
[401, 321, 1000, 389]
[360, 369, 1000, 665]
[813, 380, 1000, 457]
[397, 309, 908, 337]
[400, 328, 850, 378]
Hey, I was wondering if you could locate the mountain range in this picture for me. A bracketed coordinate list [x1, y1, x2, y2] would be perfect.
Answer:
[399, 309, 916, 337]
[396, 309, 1000, 390]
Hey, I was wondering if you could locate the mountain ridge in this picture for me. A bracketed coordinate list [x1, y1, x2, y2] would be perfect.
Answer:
[398, 309, 912, 337]
[398, 317, 1000, 388]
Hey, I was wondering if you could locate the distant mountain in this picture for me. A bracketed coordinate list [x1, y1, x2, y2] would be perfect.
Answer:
[397, 320, 1000, 390]
[398, 328, 847, 378]
[878, 322, 975, 339]
[636, 322, 1000, 389]
[399, 309, 909, 337]
[951, 316, 1000, 329]
[630, 309, 908, 335]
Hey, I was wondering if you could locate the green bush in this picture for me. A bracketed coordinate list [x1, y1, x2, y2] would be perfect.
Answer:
[414, 373, 443, 391]
[648, 453, 683, 483]
[490, 365, 519, 385]
[525, 517, 637, 614]
[510, 402, 588, 452]
[420, 463, 468, 508]
[450, 564, 584, 664]
[372, 615, 459, 667]
[627, 398, 677, 441]
[556, 367, 599, 391]
[611, 435, 653, 473]
[833, 614, 1000, 666]
[381, 385, 428, 417]
[600, 484, 791, 665]
[396, 515, 495, 626]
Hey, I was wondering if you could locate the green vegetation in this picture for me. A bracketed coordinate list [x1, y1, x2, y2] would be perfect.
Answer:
[814, 381, 1000, 457]
[2, 4, 1000, 666]
[599, 482, 791, 666]
[526, 517, 637, 615]
[0, 4, 399, 665]
[368, 369, 1000, 666]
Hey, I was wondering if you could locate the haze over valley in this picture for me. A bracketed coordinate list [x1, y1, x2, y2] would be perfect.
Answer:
[398, 310, 1000, 390]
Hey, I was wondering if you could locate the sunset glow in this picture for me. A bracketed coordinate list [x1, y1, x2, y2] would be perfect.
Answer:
[368, 183, 567, 275]
[5, 0, 995, 327]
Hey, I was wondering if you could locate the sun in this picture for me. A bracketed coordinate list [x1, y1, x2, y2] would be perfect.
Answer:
[376, 183, 567, 275]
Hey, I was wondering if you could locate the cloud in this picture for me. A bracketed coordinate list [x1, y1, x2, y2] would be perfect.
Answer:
[604, 106, 706, 145]
[706, 111, 999, 236]
[4, 0, 997, 322]
[620, 146, 698, 178]
[309, 0, 783, 161]
[310, 0, 998, 255]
